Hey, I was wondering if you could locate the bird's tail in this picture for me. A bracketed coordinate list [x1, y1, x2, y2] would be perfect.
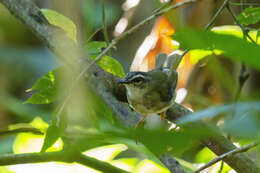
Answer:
[155, 51, 182, 71]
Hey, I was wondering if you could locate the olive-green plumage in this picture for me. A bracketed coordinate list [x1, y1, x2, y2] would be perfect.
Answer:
[119, 68, 178, 115]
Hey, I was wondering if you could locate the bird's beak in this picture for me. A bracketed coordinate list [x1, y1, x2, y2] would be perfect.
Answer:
[118, 78, 129, 84]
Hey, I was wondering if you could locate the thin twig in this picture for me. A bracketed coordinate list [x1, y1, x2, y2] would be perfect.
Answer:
[226, 4, 256, 44]
[0, 128, 43, 136]
[101, 0, 110, 53]
[229, 1, 260, 6]
[194, 142, 259, 173]
[205, 0, 230, 30]
[152, 0, 174, 14]
[218, 160, 224, 173]
[86, 26, 103, 43]
[234, 64, 249, 101]
[226, 2, 250, 116]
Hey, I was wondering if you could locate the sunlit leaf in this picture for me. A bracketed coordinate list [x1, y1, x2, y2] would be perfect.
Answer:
[183, 26, 260, 64]
[189, 49, 212, 64]
[26, 71, 57, 104]
[133, 159, 170, 173]
[172, 28, 260, 69]
[111, 158, 139, 172]
[40, 120, 62, 153]
[211, 25, 244, 37]
[41, 9, 77, 42]
[195, 147, 216, 163]
[84, 144, 128, 161]
[13, 117, 63, 154]
[238, 6, 260, 25]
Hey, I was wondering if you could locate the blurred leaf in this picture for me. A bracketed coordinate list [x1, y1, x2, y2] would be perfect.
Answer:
[120, 128, 209, 157]
[238, 7, 260, 25]
[114, 138, 165, 167]
[173, 28, 260, 69]
[41, 9, 77, 42]
[221, 112, 260, 139]
[133, 159, 170, 173]
[85, 41, 107, 54]
[13, 117, 63, 154]
[177, 102, 260, 125]
[1, 94, 51, 122]
[207, 57, 237, 94]
[84, 144, 128, 161]
[26, 71, 57, 104]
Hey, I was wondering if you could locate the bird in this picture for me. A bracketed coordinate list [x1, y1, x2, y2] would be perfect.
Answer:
[119, 53, 178, 128]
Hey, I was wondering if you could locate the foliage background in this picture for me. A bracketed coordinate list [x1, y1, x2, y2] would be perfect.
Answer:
[1, 0, 260, 173]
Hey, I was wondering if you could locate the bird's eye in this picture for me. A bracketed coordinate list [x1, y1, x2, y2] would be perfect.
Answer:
[132, 77, 144, 83]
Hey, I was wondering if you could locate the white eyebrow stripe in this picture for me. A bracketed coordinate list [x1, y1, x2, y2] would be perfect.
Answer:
[131, 74, 145, 80]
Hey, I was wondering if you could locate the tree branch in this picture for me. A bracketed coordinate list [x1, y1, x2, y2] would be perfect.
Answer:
[0, 0, 259, 173]
[0, 151, 129, 173]
[0, 128, 43, 136]
[194, 142, 259, 173]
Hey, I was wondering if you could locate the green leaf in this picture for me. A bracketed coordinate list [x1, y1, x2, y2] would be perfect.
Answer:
[90, 54, 125, 78]
[182, 26, 260, 64]
[26, 71, 57, 104]
[238, 6, 260, 25]
[13, 117, 62, 154]
[85, 41, 125, 77]
[195, 147, 216, 163]
[40, 120, 61, 153]
[41, 9, 77, 42]
[94, 55, 125, 77]
[172, 28, 260, 69]
[85, 41, 107, 54]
